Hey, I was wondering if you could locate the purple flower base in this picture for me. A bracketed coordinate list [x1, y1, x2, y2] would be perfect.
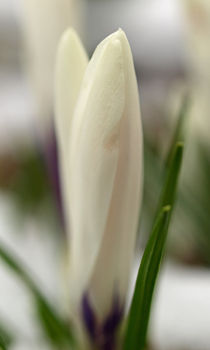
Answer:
[82, 293, 124, 350]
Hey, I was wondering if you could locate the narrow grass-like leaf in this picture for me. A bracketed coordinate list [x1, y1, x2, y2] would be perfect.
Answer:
[166, 94, 189, 166]
[123, 206, 170, 350]
[158, 142, 184, 212]
[0, 338, 7, 350]
[123, 142, 184, 350]
[0, 321, 14, 350]
[0, 324, 13, 350]
[35, 297, 76, 349]
[0, 242, 76, 349]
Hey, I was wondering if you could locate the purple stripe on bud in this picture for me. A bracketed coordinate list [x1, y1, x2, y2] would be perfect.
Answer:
[102, 295, 123, 337]
[100, 338, 115, 350]
[82, 293, 97, 340]
[81, 292, 124, 350]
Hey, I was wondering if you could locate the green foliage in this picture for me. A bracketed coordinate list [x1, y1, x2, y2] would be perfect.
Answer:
[123, 206, 171, 350]
[0, 242, 76, 349]
[166, 94, 189, 166]
[0, 321, 13, 350]
[0, 148, 55, 217]
[157, 142, 184, 214]
[9, 149, 51, 213]
[177, 140, 210, 265]
[35, 297, 75, 349]
[144, 94, 210, 266]
[123, 142, 184, 350]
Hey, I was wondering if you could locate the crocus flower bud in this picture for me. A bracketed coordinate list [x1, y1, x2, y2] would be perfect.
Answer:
[55, 28, 143, 348]
[20, 0, 84, 137]
[55, 28, 88, 229]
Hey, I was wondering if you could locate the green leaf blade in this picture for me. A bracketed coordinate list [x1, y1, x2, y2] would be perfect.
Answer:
[123, 206, 171, 350]
[123, 142, 184, 350]
[0, 321, 14, 350]
[166, 94, 190, 166]
[158, 142, 184, 211]
[0, 242, 76, 349]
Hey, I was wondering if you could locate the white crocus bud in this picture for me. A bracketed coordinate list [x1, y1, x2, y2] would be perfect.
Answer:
[55, 29, 143, 346]
[182, 0, 210, 144]
[55, 28, 88, 229]
[20, 0, 84, 137]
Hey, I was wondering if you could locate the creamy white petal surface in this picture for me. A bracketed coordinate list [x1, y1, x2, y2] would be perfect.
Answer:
[21, 0, 84, 135]
[88, 30, 143, 318]
[66, 29, 143, 318]
[55, 28, 88, 156]
[55, 28, 88, 229]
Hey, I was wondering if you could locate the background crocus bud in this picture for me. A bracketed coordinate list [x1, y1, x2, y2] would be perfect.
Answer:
[55, 29, 143, 347]
[20, 0, 85, 138]
[182, 0, 210, 144]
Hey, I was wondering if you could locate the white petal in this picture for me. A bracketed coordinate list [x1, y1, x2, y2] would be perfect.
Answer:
[88, 30, 143, 318]
[55, 28, 88, 229]
[55, 28, 88, 154]
[21, 0, 84, 134]
[69, 32, 126, 307]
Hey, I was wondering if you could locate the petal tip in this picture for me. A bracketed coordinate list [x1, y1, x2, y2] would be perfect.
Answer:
[57, 27, 88, 63]
[59, 27, 79, 45]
